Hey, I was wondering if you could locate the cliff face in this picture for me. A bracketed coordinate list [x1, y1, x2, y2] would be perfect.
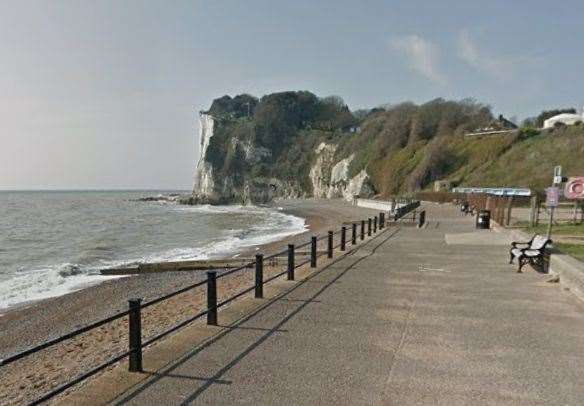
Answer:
[192, 113, 216, 199]
[191, 91, 376, 204]
[309, 143, 374, 200]
[192, 113, 373, 204]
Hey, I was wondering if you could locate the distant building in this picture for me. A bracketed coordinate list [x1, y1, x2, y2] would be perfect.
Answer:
[434, 180, 451, 192]
[466, 114, 517, 136]
[543, 109, 584, 128]
[451, 187, 531, 196]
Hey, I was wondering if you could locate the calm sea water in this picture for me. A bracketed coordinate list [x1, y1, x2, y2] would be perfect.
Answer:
[0, 191, 306, 310]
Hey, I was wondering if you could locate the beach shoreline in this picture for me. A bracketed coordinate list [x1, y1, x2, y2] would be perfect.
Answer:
[0, 199, 380, 354]
[0, 198, 383, 405]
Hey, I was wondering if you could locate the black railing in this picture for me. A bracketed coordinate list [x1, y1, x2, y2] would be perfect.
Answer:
[393, 200, 421, 221]
[0, 210, 394, 404]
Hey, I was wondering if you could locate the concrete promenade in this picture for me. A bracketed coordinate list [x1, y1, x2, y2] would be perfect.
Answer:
[111, 204, 584, 405]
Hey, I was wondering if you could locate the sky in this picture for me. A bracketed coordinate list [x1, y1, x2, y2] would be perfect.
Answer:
[1, 0, 583, 190]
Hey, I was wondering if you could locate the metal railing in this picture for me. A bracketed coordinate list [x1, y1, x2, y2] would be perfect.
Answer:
[393, 200, 421, 221]
[0, 210, 397, 404]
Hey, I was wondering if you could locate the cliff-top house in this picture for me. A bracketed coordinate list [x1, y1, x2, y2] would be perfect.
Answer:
[543, 108, 584, 128]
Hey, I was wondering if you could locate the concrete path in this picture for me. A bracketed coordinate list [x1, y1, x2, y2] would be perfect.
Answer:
[112, 204, 584, 405]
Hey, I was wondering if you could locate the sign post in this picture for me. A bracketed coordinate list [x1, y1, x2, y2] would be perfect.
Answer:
[545, 186, 559, 239]
[546, 166, 564, 240]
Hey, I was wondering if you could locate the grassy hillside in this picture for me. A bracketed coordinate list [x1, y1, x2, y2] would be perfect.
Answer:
[365, 125, 584, 196]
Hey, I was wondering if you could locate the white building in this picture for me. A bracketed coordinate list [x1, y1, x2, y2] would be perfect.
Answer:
[543, 109, 584, 128]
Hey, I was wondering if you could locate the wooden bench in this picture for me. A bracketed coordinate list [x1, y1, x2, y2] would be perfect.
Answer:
[509, 234, 552, 273]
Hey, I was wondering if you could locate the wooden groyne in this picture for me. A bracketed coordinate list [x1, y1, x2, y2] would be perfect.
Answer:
[100, 253, 325, 276]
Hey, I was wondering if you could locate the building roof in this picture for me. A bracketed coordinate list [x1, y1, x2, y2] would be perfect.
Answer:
[547, 113, 582, 121]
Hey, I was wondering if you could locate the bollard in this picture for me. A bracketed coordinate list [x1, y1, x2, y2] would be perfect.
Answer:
[207, 271, 217, 325]
[352, 223, 357, 245]
[373, 216, 377, 233]
[255, 254, 263, 298]
[368, 218, 372, 236]
[287, 244, 295, 281]
[341, 226, 346, 251]
[128, 298, 143, 372]
[327, 231, 333, 258]
[310, 236, 317, 268]
[361, 220, 365, 240]
[418, 210, 426, 228]
[379, 212, 385, 229]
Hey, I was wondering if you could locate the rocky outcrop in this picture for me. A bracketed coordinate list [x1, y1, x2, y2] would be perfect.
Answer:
[309, 144, 375, 201]
[309, 143, 337, 198]
[345, 169, 375, 200]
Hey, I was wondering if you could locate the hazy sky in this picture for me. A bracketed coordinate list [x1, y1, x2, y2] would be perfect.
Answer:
[1, 0, 583, 190]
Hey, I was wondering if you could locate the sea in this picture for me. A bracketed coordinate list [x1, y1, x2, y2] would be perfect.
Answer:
[0, 191, 306, 311]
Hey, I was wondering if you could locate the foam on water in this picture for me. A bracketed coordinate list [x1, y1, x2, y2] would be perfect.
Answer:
[0, 196, 306, 311]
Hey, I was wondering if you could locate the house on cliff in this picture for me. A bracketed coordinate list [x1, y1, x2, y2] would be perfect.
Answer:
[466, 114, 517, 136]
[543, 109, 584, 128]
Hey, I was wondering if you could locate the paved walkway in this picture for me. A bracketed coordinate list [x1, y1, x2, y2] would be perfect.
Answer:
[112, 204, 584, 405]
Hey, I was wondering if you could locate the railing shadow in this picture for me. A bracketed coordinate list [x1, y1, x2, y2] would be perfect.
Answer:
[113, 228, 400, 405]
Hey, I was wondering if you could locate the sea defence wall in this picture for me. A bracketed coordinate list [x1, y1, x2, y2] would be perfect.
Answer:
[549, 253, 584, 302]
[356, 198, 394, 212]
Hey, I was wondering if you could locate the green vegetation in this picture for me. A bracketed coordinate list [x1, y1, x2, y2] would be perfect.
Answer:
[518, 222, 584, 236]
[204, 91, 357, 189]
[517, 222, 584, 262]
[202, 91, 584, 199]
[555, 243, 584, 262]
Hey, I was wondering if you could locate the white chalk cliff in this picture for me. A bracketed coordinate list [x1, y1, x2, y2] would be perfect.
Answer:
[192, 119, 375, 205]
[309, 143, 375, 201]
[193, 112, 216, 198]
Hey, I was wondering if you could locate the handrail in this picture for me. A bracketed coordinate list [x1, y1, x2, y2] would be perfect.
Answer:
[2, 211, 390, 405]
[215, 262, 254, 280]
[0, 309, 129, 366]
[142, 279, 208, 308]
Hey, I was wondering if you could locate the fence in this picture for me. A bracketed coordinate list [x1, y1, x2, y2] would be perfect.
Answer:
[416, 192, 534, 226]
[0, 203, 419, 405]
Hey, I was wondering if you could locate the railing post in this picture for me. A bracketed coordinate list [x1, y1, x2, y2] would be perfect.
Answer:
[287, 244, 295, 281]
[327, 231, 333, 258]
[361, 220, 365, 240]
[373, 216, 377, 233]
[418, 210, 426, 228]
[310, 236, 317, 268]
[128, 298, 143, 372]
[255, 254, 263, 298]
[341, 226, 346, 251]
[352, 223, 357, 244]
[368, 218, 372, 236]
[207, 271, 217, 325]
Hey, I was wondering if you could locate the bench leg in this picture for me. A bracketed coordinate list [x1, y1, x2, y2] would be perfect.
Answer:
[517, 256, 525, 273]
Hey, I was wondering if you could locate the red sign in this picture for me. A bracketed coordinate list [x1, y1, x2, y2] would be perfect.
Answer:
[564, 177, 584, 200]
[545, 186, 560, 207]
